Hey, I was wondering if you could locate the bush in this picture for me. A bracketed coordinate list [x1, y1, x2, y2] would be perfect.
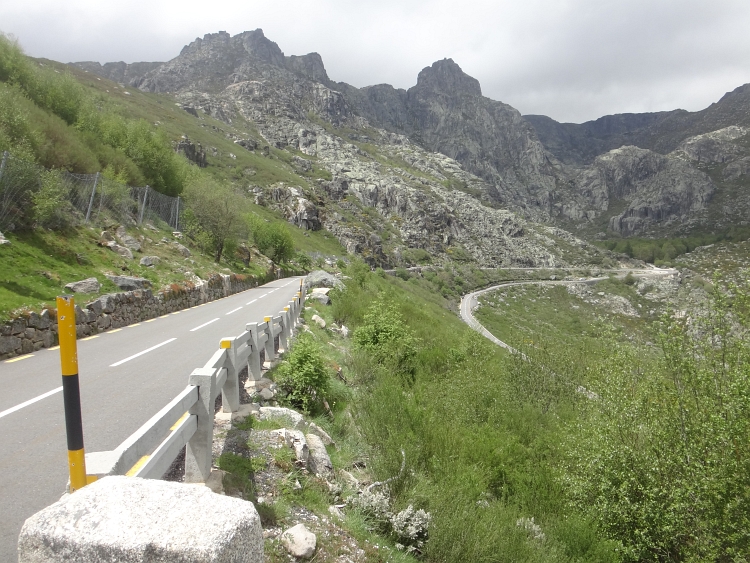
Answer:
[31, 170, 74, 228]
[275, 333, 330, 413]
[353, 299, 417, 377]
[565, 278, 750, 561]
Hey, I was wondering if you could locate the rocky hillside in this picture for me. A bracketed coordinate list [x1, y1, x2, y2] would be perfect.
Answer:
[73, 29, 750, 239]
[73, 30, 605, 268]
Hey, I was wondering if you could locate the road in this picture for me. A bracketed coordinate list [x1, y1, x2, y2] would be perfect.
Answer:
[0, 276, 303, 561]
[460, 268, 678, 355]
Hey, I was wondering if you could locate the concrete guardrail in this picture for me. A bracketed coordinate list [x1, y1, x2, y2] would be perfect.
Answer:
[82, 288, 305, 484]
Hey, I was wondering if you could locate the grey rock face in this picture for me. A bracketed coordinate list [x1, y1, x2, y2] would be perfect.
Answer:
[64, 278, 101, 294]
[18, 475, 263, 563]
[106, 275, 152, 291]
[555, 146, 715, 235]
[308, 293, 331, 305]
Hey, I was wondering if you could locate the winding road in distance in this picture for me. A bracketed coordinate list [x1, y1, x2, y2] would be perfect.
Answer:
[0, 276, 304, 562]
[460, 267, 678, 355]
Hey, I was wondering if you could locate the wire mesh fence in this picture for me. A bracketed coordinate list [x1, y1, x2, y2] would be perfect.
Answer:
[0, 151, 181, 232]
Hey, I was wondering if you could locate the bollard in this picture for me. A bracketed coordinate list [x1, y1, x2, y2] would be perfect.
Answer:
[56, 296, 95, 492]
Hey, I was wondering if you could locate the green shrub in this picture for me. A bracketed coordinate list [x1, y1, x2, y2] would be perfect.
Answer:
[275, 333, 330, 413]
[353, 299, 417, 377]
[564, 279, 750, 562]
[31, 169, 73, 228]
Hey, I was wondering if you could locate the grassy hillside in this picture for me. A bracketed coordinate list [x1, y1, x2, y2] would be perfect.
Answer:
[0, 35, 349, 321]
[263, 263, 748, 562]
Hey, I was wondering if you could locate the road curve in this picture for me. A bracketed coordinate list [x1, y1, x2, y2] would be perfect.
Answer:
[460, 268, 678, 354]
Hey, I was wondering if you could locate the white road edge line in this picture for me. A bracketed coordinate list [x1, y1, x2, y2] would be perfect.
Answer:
[246, 299, 257, 305]
[0, 387, 63, 420]
[226, 307, 243, 315]
[110, 338, 177, 367]
[189, 318, 220, 332]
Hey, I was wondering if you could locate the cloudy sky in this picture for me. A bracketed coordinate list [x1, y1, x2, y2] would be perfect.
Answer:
[2, 0, 750, 123]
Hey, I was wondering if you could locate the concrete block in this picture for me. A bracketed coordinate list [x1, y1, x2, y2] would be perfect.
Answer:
[18, 475, 263, 563]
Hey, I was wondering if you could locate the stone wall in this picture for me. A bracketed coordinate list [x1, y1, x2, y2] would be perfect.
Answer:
[0, 273, 271, 360]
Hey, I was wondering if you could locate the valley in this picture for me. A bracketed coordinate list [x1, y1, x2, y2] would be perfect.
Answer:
[0, 24, 748, 563]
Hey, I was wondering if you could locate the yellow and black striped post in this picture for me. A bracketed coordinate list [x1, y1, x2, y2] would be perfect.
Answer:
[57, 296, 94, 492]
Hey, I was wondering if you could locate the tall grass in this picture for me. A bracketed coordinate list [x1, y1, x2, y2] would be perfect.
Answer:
[331, 265, 750, 562]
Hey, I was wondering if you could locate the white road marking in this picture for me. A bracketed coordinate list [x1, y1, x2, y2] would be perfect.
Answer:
[258, 293, 268, 298]
[0, 387, 63, 420]
[189, 318, 219, 332]
[226, 307, 243, 315]
[246, 299, 257, 305]
[110, 338, 177, 367]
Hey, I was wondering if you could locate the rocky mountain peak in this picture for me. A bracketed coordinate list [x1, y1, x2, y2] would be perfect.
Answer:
[412, 58, 482, 98]
[237, 29, 286, 67]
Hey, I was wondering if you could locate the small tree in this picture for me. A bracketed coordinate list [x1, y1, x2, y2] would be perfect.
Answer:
[182, 177, 246, 263]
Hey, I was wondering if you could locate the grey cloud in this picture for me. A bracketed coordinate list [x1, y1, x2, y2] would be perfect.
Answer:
[1, 0, 749, 122]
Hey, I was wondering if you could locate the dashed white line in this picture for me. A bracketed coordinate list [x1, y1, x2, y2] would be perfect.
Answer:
[110, 338, 177, 367]
[258, 293, 268, 299]
[226, 307, 243, 315]
[0, 387, 63, 420]
[189, 318, 220, 332]
[246, 299, 257, 305]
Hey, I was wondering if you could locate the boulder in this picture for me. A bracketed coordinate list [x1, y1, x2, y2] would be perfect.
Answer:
[18, 475, 264, 563]
[64, 277, 101, 294]
[173, 241, 191, 257]
[140, 255, 161, 267]
[304, 270, 344, 291]
[311, 314, 326, 328]
[306, 433, 334, 479]
[257, 406, 305, 429]
[308, 293, 331, 305]
[106, 275, 152, 291]
[115, 226, 142, 252]
[0, 231, 10, 245]
[100, 230, 115, 242]
[110, 244, 134, 260]
[281, 524, 316, 559]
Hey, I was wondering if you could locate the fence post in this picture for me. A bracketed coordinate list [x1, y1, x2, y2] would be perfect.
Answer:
[220, 339, 239, 413]
[138, 186, 149, 226]
[84, 172, 100, 223]
[174, 196, 181, 231]
[0, 151, 8, 184]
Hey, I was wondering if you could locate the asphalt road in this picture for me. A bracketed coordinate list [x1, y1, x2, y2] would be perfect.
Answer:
[460, 267, 678, 354]
[0, 276, 304, 561]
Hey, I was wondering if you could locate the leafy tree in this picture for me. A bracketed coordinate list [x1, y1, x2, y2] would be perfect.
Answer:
[247, 215, 294, 262]
[182, 177, 246, 263]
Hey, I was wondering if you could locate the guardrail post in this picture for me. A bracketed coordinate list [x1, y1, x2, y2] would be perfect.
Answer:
[220, 339, 239, 413]
[185, 367, 216, 483]
[263, 316, 275, 365]
[280, 308, 290, 352]
[245, 323, 263, 381]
